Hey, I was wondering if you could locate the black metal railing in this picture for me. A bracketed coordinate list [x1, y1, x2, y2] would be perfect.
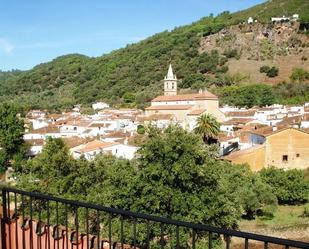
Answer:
[1, 187, 309, 249]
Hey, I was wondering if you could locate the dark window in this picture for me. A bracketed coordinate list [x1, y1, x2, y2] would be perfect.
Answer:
[296, 153, 300, 158]
[282, 155, 288, 162]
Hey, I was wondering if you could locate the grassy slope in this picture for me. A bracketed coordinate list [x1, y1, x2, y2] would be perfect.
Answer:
[0, 0, 308, 110]
[239, 205, 309, 241]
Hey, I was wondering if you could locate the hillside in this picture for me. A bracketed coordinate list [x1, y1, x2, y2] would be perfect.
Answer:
[1, 0, 309, 110]
[200, 21, 309, 84]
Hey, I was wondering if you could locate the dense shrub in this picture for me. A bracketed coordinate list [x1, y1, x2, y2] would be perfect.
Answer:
[266, 67, 279, 77]
[137, 125, 145, 135]
[260, 66, 269, 73]
[260, 66, 279, 77]
[260, 167, 309, 205]
[217, 84, 276, 107]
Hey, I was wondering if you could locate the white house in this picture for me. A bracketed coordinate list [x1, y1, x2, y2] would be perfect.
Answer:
[301, 114, 309, 129]
[26, 110, 47, 119]
[26, 139, 44, 156]
[92, 102, 110, 110]
[59, 120, 92, 136]
[70, 140, 138, 160]
[292, 14, 299, 21]
[247, 17, 254, 24]
[271, 16, 290, 23]
[23, 126, 62, 140]
[32, 118, 49, 130]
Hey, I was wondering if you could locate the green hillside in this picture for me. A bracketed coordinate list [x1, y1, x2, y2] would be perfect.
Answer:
[1, 0, 309, 110]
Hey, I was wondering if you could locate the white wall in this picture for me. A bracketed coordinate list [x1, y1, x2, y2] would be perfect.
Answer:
[28, 145, 43, 156]
[32, 119, 49, 130]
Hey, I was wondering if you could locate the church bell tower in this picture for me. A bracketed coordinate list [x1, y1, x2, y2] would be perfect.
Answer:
[164, 64, 177, 96]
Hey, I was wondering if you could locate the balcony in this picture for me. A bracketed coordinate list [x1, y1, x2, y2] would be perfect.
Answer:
[1, 188, 309, 249]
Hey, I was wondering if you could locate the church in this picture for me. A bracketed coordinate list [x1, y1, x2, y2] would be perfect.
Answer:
[145, 64, 225, 130]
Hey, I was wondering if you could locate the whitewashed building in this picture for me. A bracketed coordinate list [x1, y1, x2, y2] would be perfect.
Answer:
[92, 102, 110, 110]
[70, 140, 138, 160]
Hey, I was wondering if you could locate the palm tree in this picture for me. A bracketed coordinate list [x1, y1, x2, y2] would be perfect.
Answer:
[194, 114, 220, 144]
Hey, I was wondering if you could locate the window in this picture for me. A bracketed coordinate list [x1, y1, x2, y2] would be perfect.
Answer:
[296, 153, 300, 158]
[282, 155, 288, 162]
[172, 83, 174, 89]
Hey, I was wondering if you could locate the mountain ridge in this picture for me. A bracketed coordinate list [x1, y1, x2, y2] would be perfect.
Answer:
[1, 0, 309, 110]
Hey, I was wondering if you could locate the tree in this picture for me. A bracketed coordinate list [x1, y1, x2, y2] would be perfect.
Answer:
[0, 103, 24, 170]
[194, 114, 220, 144]
[130, 125, 242, 230]
[218, 84, 275, 108]
[19, 137, 78, 195]
[260, 167, 309, 204]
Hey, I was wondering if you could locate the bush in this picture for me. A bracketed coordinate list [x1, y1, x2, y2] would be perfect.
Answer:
[137, 125, 145, 135]
[260, 66, 279, 77]
[266, 67, 279, 77]
[260, 66, 270, 73]
[217, 84, 276, 108]
[123, 92, 135, 103]
[260, 167, 309, 205]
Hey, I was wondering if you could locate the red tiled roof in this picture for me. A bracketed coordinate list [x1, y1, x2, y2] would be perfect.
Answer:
[145, 105, 193, 111]
[145, 114, 174, 121]
[62, 137, 94, 148]
[25, 139, 45, 146]
[225, 110, 256, 117]
[89, 123, 111, 128]
[152, 92, 218, 102]
[187, 109, 207, 116]
[221, 118, 254, 126]
[224, 145, 265, 160]
[28, 126, 59, 134]
[72, 140, 119, 153]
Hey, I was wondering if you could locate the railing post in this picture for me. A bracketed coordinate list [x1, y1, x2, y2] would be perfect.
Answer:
[1, 189, 7, 249]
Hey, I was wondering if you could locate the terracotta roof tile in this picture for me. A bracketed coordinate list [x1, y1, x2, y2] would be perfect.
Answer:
[152, 92, 218, 102]
[187, 109, 207, 116]
[72, 140, 119, 153]
[145, 105, 193, 111]
[222, 118, 254, 125]
[145, 114, 174, 121]
[224, 144, 265, 160]
[225, 110, 256, 117]
[63, 137, 94, 148]
[103, 131, 129, 138]
[28, 126, 59, 134]
[25, 139, 45, 146]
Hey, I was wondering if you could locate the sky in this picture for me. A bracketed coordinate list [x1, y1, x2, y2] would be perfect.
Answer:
[0, 0, 265, 71]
